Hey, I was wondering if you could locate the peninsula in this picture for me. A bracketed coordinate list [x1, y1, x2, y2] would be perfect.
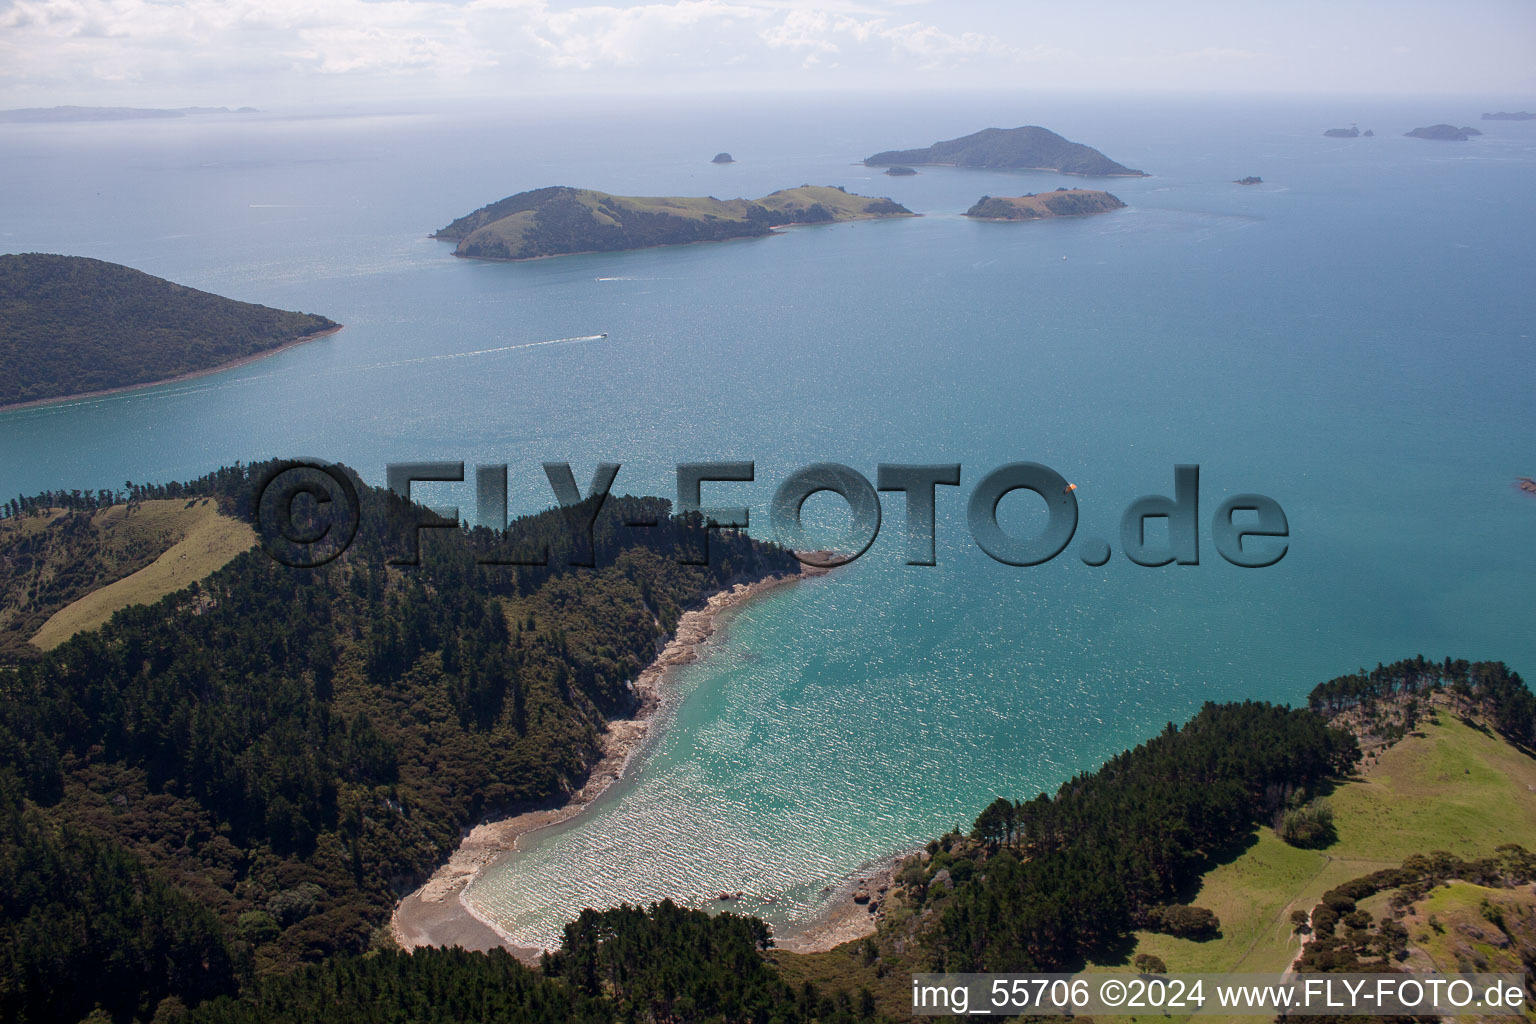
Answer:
[1483, 111, 1536, 120]
[434, 185, 913, 261]
[0, 253, 338, 409]
[863, 125, 1146, 176]
[1406, 124, 1482, 141]
[964, 189, 1125, 221]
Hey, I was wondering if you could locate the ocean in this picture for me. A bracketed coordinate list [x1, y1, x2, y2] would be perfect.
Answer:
[1, 90, 1533, 946]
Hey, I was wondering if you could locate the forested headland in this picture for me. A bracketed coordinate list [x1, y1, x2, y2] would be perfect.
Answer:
[0, 461, 793, 1022]
[1, 461, 1532, 1022]
[0, 254, 338, 407]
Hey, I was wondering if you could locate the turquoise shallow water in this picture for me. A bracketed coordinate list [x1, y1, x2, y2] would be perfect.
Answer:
[1, 92, 1533, 945]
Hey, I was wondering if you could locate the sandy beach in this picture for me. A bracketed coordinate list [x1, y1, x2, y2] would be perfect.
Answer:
[391, 557, 837, 959]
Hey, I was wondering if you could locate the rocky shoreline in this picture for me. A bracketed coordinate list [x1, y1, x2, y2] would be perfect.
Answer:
[390, 557, 830, 959]
[773, 848, 917, 952]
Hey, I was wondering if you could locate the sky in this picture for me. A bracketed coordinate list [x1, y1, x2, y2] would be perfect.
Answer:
[0, 0, 1532, 108]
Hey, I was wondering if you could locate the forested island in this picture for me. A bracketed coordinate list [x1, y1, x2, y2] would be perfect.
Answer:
[964, 189, 1125, 220]
[0, 254, 338, 408]
[434, 186, 913, 261]
[863, 126, 1146, 176]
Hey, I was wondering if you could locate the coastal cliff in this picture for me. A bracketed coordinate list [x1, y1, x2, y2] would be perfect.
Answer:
[964, 189, 1125, 220]
[434, 185, 913, 261]
[863, 125, 1146, 176]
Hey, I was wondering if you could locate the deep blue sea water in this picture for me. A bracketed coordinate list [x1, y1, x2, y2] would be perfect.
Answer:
[2, 91, 1533, 945]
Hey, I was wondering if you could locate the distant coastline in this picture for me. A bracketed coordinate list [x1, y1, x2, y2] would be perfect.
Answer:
[0, 324, 343, 414]
[391, 557, 835, 959]
[0, 105, 259, 124]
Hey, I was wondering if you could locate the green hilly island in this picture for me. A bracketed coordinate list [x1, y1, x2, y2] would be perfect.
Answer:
[433, 185, 913, 261]
[965, 189, 1126, 220]
[864, 125, 1146, 176]
[0, 253, 338, 407]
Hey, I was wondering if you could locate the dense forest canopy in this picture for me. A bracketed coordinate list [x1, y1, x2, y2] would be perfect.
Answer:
[185, 902, 876, 1024]
[905, 701, 1359, 971]
[0, 460, 794, 1022]
[1, 462, 1531, 1021]
[0, 254, 337, 406]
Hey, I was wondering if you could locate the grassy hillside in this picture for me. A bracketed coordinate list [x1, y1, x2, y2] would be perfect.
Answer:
[1400, 879, 1536, 1018]
[752, 185, 913, 222]
[29, 501, 253, 650]
[777, 694, 1536, 1020]
[1099, 710, 1536, 980]
[777, 702, 1358, 1010]
[435, 185, 912, 261]
[0, 253, 339, 407]
[0, 498, 248, 661]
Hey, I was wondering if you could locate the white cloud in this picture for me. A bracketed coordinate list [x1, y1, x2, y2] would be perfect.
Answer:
[760, 10, 1022, 69]
[0, 0, 1024, 101]
[0, 0, 1529, 103]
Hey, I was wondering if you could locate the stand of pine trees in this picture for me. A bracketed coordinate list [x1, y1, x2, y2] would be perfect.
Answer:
[1, 461, 1529, 1022]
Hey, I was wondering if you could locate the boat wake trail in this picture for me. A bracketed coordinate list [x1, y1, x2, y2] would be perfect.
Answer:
[351, 334, 609, 374]
[17, 334, 614, 413]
